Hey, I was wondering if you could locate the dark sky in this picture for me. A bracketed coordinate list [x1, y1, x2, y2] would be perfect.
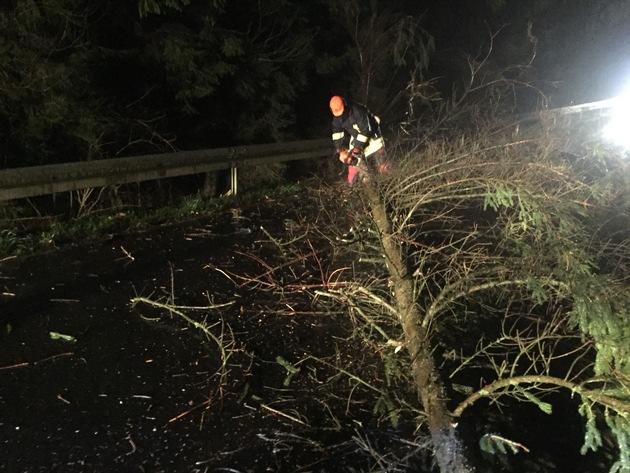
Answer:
[416, 0, 630, 104]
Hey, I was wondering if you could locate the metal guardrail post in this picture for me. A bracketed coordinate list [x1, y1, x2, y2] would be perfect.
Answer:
[230, 163, 238, 196]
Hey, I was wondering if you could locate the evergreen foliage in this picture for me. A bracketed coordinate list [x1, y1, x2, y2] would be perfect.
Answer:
[380, 106, 630, 470]
[0, 0, 108, 166]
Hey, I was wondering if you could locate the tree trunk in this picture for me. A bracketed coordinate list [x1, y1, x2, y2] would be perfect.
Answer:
[362, 178, 472, 473]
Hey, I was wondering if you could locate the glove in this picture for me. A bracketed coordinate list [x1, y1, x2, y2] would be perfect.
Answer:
[348, 147, 363, 166]
[338, 149, 350, 165]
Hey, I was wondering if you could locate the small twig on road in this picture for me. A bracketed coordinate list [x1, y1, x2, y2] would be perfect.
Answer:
[0, 362, 29, 371]
[57, 394, 71, 404]
[131, 297, 234, 312]
[120, 246, 135, 262]
[260, 403, 307, 425]
[125, 435, 137, 455]
[35, 352, 74, 364]
[207, 265, 237, 285]
[0, 352, 73, 372]
[168, 399, 211, 423]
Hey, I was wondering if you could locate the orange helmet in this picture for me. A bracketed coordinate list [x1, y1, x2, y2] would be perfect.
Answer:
[329, 95, 345, 117]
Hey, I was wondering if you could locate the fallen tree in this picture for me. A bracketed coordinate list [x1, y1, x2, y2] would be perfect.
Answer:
[327, 120, 630, 472]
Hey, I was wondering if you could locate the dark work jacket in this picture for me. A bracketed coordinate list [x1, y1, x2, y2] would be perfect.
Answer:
[331, 101, 382, 153]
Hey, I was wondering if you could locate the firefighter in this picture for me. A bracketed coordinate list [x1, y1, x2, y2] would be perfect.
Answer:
[329, 95, 388, 184]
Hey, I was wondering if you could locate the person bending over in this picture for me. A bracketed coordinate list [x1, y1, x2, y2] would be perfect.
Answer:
[329, 95, 389, 185]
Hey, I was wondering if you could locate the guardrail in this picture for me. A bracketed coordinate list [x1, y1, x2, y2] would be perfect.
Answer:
[0, 139, 331, 202]
[0, 97, 620, 203]
[517, 98, 616, 145]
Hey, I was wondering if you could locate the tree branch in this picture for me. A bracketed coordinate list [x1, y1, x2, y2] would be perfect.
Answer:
[452, 374, 630, 418]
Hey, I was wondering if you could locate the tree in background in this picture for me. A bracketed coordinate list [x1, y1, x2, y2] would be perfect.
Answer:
[0, 0, 111, 167]
[134, 0, 319, 147]
[317, 0, 435, 123]
[0, 0, 324, 166]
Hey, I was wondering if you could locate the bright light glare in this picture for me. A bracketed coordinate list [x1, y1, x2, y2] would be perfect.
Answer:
[603, 91, 630, 149]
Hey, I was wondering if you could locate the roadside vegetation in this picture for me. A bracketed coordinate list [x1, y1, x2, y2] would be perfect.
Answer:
[0, 167, 315, 260]
[0, 190, 219, 259]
